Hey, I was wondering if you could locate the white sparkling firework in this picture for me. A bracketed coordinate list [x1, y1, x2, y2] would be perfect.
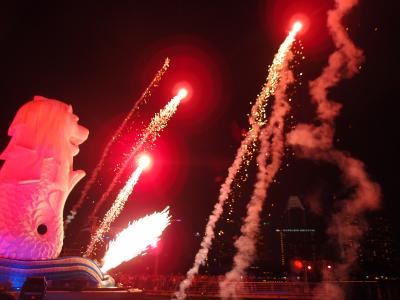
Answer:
[65, 58, 170, 228]
[220, 57, 295, 300]
[88, 89, 187, 226]
[174, 22, 302, 300]
[101, 207, 171, 273]
[85, 89, 186, 257]
[85, 156, 149, 257]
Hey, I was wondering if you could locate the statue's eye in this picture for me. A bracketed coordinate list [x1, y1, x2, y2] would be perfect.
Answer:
[37, 224, 48, 235]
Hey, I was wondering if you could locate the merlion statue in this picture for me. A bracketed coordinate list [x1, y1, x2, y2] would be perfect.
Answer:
[0, 95, 89, 260]
[0, 96, 114, 290]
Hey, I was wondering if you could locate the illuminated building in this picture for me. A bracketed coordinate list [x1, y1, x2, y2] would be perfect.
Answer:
[276, 196, 316, 271]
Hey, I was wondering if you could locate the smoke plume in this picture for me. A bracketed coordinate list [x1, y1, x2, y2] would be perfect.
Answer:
[287, 0, 381, 297]
[174, 126, 260, 300]
[175, 24, 301, 300]
[219, 57, 294, 300]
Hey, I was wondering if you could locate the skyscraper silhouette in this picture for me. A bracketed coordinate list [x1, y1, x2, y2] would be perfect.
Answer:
[276, 196, 316, 272]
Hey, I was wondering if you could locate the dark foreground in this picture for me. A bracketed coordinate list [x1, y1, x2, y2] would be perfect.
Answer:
[2, 281, 399, 300]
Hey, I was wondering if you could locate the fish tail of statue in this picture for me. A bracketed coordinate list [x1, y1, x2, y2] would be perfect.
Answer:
[0, 96, 88, 260]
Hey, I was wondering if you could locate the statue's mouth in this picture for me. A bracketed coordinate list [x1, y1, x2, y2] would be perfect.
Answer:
[70, 136, 82, 147]
[70, 125, 89, 154]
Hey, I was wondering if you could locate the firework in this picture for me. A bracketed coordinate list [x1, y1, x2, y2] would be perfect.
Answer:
[220, 55, 295, 300]
[175, 22, 302, 300]
[101, 207, 171, 273]
[65, 58, 170, 228]
[87, 88, 187, 229]
[85, 154, 152, 257]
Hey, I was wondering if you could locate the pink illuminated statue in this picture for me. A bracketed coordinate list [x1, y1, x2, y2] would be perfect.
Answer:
[0, 96, 89, 260]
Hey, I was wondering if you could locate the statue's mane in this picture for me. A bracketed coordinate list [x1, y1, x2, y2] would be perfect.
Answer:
[0, 96, 75, 166]
[0, 96, 88, 261]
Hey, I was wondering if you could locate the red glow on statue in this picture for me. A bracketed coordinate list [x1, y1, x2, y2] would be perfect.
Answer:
[0, 96, 89, 260]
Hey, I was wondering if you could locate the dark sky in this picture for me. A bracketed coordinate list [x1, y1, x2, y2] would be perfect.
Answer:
[0, 1, 398, 273]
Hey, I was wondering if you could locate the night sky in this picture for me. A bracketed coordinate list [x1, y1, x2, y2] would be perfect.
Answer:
[0, 1, 398, 274]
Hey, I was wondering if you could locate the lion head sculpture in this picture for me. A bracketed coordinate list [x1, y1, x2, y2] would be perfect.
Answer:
[0, 96, 89, 260]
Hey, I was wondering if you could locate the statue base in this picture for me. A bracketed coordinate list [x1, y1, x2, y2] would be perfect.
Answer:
[0, 256, 114, 289]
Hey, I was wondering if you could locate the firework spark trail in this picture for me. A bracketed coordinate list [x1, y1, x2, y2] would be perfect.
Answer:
[85, 90, 187, 256]
[101, 207, 171, 273]
[87, 89, 186, 230]
[174, 127, 260, 300]
[219, 62, 294, 300]
[286, 0, 381, 297]
[85, 163, 146, 257]
[65, 58, 170, 228]
[249, 21, 302, 127]
[174, 23, 301, 300]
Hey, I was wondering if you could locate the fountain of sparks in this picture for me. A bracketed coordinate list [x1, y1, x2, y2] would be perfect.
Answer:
[101, 207, 171, 273]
